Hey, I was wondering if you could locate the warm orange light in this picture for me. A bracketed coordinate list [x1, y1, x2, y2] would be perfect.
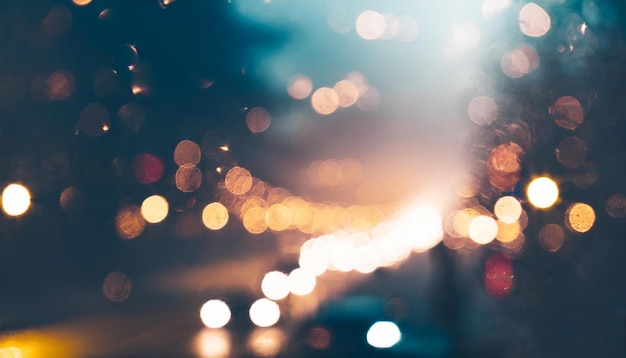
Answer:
[266, 204, 292, 231]
[565, 202, 595, 233]
[311, 87, 339, 115]
[225, 166, 253, 195]
[243, 206, 268, 234]
[195, 329, 230, 358]
[115, 205, 146, 239]
[496, 220, 520, 243]
[176, 164, 203, 193]
[202, 202, 229, 230]
[248, 328, 285, 357]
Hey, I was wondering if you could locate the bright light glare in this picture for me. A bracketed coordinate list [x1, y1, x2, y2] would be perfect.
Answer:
[366, 321, 401, 348]
[200, 299, 231, 329]
[328, 238, 357, 272]
[299, 244, 329, 276]
[482, 0, 512, 19]
[468, 215, 498, 244]
[195, 329, 231, 358]
[451, 22, 480, 50]
[249, 298, 280, 327]
[393, 205, 443, 252]
[141, 195, 169, 223]
[494, 196, 522, 224]
[527, 177, 559, 209]
[519, 3, 551, 37]
[261, 271, 290, 300]
[2, 183, 31, 216]
[248, 328, 285, 357]
[0, 347, 23, 358]
[356, 11, 386, 40]
[288, 268, 316, 296]
[202, 202, 229, 230]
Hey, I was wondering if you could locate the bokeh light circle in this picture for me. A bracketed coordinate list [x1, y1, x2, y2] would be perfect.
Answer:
[519, 3, 551, 38]
[356, 11, 386, 40]
[140, 195, 169, 224]
[288, 268, 316, 296]
[248, 328, 286, 357]
[115, 205, 146, 239]
[103, 272, 132, 302]
[311, 87, 339, 115]
[2, 184, 31, 216]
[261, 271, 290, 300]
[246, 107, 272, 134]
[468, 215, 498, 244]
[527, 177, 559, 209]
[484, 253, 514, 299]
[366, 321, 401, 349]
[565, 203, 595, 233]
[550, 96, 584, 130]
[225, 166, 253, 195]
[494, 196, 522, 224]
[200, 299, 231, 329]
[249, 298, 280, 327]
[468, 96, 497, 126]
[202, 202, 229, 230]
[133, 154, 164, 184]
[174, 140, 201, 166]
[195, 329, 231, 358]
[287, 75, 313, 100]
[73, 0, 92, 6]
[176, 164, 203, 192]
[538, 223, 565, 252]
